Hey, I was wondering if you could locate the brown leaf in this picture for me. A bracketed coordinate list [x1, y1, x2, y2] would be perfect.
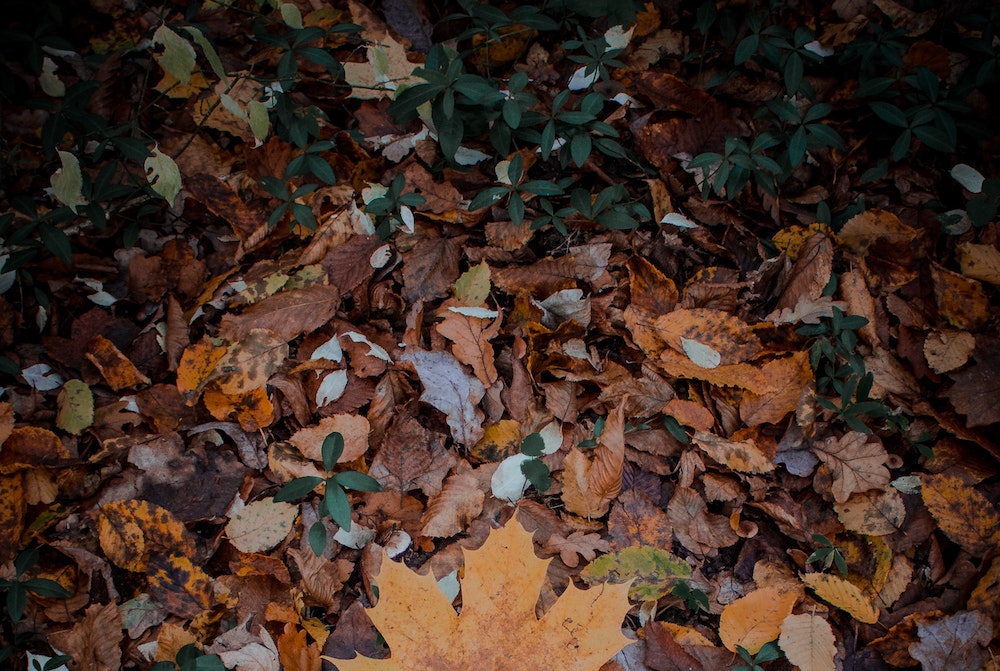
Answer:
[402, 235, 464, 303]
[811, 432, 890, 503]
[278, 623, 322, 671]
[667, 486, 739, 556]
[97, 499, 197, 572]
[539, 531, 610, 568]
[957, 241, 1000, 285]
[290, 414, 370, 464]
[213, 328, 290, 395]
[561, 402, 626, 518]
[920, 473, 1000, 557]
[218, 284, 341, 342]
[435, 308, 502, 386]
[653, 308, 762, 365]
[834, 488, 906, 536]
[740, 352, 813, 426]
[692, 430, 774, 474]
[147, 553, 217, 618]
[945, 342, 1000, 427]
[369, 415, 455, 496]
[608, 489, 674, 551]
[772, 234, 833, 314]
[85, 335, 151, 390]
[47, 603, 123, 671]
[909, 610, 992, 671]
[643, 621, 705, 671]
[778, 613, 837, 671]
[420, 471, 486, 538]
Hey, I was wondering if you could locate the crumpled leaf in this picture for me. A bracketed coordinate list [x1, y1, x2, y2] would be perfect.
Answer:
[811, 432, 890, 503]
[325, 517, 634, 671]
[561, 402, 626, 518]
[401, 349, 485, 447]
[909, 610, 992, 671]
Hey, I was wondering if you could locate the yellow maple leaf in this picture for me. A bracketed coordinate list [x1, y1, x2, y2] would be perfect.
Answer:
[324, 518, 634, 671]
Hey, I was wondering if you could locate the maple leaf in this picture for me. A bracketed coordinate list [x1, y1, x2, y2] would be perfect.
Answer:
[324, 517, 634, 671]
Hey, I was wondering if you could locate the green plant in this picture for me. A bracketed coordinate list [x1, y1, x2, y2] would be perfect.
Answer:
[733, 641, 782, 671]
[756, 100, 845, 170]
[518, 432, 552, 493]
[1, 547, 72, 664]
[261, 176, 319, 231]
[670, 581, 710, 613]
[363, 174, 426, 238]
[150, 643, 229, 671]
[688, 134, 783, 200]
[534, 90, 629, 168]
[797, 306, 898, 434]
[735, 13, 821, 98]
[469, 154, 567, 226]
[273, 431, 383, 556]
[577, 415, 606, 449]
[806, 533, 848, 577]
[562, 29, 626, 89]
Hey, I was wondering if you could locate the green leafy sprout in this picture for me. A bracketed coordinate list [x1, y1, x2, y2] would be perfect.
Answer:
[273, 431, 383, 556]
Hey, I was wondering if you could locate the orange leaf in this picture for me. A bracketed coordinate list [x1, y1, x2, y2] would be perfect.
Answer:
[718, 587, 797, 654]
[435, 308, 502, 387]
[325, 517, 634, 671]
[147, 553, 217, 618]
[203, 385, 275, 431]
[176, 337, 228, 401]
[278, 624, 321, 671]
[801, 573, 879, 624]
[692, 430, 774, 474]
[920, 473, 1000, 557]
[98, 499, 196, 572]
[85, 334, 151, 390]
[561, 402, 625, 518]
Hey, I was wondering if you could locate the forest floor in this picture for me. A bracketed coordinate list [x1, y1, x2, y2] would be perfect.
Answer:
[1, 1, 999, 670]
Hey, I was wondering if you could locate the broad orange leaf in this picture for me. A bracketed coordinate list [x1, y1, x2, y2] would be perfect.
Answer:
[801, 573, 879, 624]
[920, 473, 1000, 557]
[324, 517, 634, 671]
[718, 587, 797, 654]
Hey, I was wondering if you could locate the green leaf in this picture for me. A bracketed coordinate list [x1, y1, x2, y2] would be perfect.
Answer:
[145, 147, 182, 206]
[6, 584, 26, 622]
[519, 180, 563, 197]
[520, 432, 545, 456]
[870, 102, 908, 128]
[735, 34, 759, 64]
[22, 578, 71, 599]
[520, 457, 551, 492]
[274, 476, 323, 502]
[333, 471, 383, 492]
[508, 192, 525, 225]
[581, 546, 691, 602]
[308, 521, 327, 556]
[322, 432, 345, 471]
[49, 151, 84, 210]
[152, 25, 196, 84]
[324, 483, 352, 529]
[469, 186, 509, 211]
[184, 27, 227, 84]
[39, 224, 72, 265]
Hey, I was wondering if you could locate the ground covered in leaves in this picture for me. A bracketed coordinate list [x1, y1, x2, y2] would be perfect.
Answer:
[1, 1, 1000, 670]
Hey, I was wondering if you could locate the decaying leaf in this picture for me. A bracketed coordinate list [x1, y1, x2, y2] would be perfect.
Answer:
[325, 518, 634, 671]
[920, 473, 1000, 557]
[580, 545, 691, 602]
[802, 573, 879, 624]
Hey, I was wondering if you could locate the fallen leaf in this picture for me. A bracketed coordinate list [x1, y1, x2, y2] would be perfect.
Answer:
[401, 349, 486, 447]
[811, 432, 890, 503]
[580, 545, 691, 602]
[920, 473, 1000, 557]
[98, 499, 196, 572]
[923, 329, 976, 373]
[218, 284, 341, 342]
[718, 587, 797, 654]
[325, 518, 634, 671]
[692, 430, 774, 474]
[834, 488, 906, 536]
[561, 402, 626, 518]
[540, 531, 610, 568]
[801, 573, 879, 624]
[226, 498, 297, 554]
[778, 613, 837, 671]
[47, 603, 123, 671]
[909, 610, 992, 671]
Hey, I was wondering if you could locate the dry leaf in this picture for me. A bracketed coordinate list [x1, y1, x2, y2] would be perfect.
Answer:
[325, 518, 634, 671]
[801, 573, 879, 623]
[909, 610, 992, 671]
[401, 349, 486, 447]
[692, 430, 774, 474]
[924, 329, 976, 373]
[920, 473, 1000, 557]
[778, 613, 836, 671]
[718, 587, 797, 654]
[811, 432, 890, 503]
[561, 402, 626, 518]
[834, 488, 906, 536]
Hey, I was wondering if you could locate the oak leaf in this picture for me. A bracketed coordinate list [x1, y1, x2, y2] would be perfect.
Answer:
[325, 518, 634, 671]
[811, 432, 890, 503]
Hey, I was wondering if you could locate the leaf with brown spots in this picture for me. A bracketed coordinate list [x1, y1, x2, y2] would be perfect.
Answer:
[213, 328, 289, 395]
[97, 499, 196, 572]
[920, 473, 1000, 557]
[147, 553, 218, 618]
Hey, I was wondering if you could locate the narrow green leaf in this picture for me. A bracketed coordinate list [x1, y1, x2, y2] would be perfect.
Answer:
[274, 476, 323, 502]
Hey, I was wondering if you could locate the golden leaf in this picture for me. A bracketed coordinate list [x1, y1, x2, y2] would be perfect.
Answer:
[718, 587, 797, 654]
[692, 430, 774, 474]
[920, 473, 1000, 557]
[324, 517, 634, 671]
[802, 573, 879, 624]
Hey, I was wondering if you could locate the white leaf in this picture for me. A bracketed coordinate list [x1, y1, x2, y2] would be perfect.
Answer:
[538, 421, 563, 455]
[681, 337, 721, 369]
[437, 569, 460, 602]
[334, 520, 376, 549]
[454, 146, 492, 165]
[661, 212, 698, 228]
[401, 349, 485, 447]
[315, 370, 348, 406]
[22, 363, 64, 391]
[604, 25, 634, 51]
[40, 57, 65, 97]
[568, 66, 599, 91]
[311, 334, 343, 362]
[491, 453, 532, 502]
[343, 331, 391, 361]
[384, 530, 411, 558]
[951, 163, 985, 193]
[448, 306, 499, 318]
[369, 244, 392, 269]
